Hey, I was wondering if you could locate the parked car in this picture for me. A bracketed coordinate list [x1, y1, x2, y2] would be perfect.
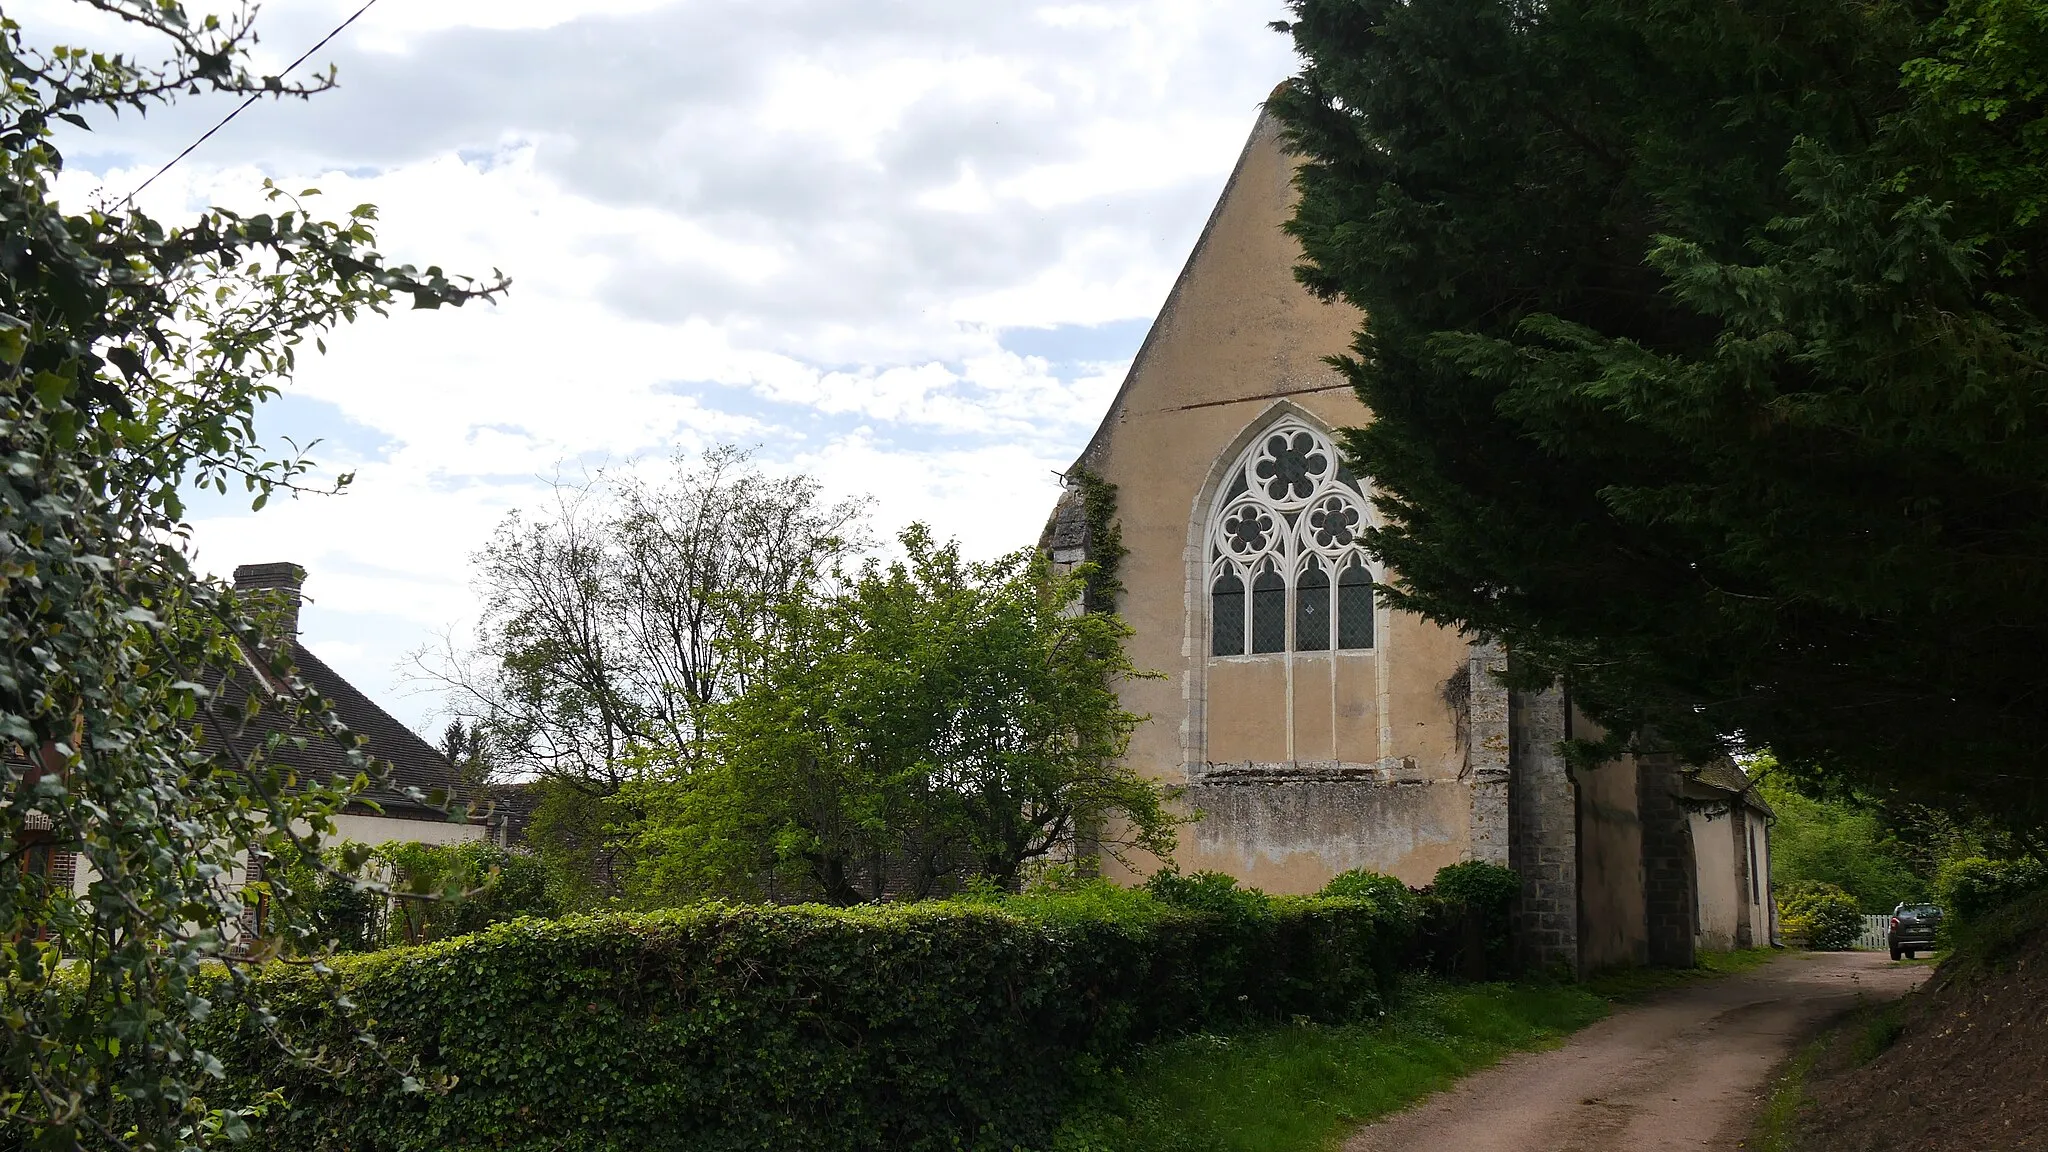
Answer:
[1888, 902, 1943, 959]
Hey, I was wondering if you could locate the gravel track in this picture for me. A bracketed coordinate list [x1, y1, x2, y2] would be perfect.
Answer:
[1343, 952, 1927, 1152]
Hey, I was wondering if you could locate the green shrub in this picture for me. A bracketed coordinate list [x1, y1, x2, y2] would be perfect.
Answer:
[1412, 861, 1520, 979]
[204, 893, 1411, 1152]
[1777, 881, 1863, 950]
[1319, 869, 1416, 919]
[1433, 860, 1520, 911]
[377, 840, 560, 946]
[1145, 868, 1271, 919]
[1935, 856, 2048, 922]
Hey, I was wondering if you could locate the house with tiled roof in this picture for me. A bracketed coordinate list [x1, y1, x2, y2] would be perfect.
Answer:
[225, 562, 492, 842]
[40, 562, 496, 909]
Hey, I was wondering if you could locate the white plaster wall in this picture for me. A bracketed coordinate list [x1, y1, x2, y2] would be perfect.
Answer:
[1747, 812, 1773, 944]
[331, 812, 488, 848]
[1690, 810, 1742, 951]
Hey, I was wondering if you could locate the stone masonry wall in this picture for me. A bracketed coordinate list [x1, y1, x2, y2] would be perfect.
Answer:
[1509, 685, 1578, 974]
[1465, 642, 1511, 867]
[1638, 753, 1698, 968]
[1730, 802, 1754, 948]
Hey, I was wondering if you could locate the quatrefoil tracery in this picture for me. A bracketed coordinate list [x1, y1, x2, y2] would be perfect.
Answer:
[1208, 418, 1378, 655]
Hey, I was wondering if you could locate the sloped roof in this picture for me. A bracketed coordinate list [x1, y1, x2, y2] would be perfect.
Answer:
[287, 644, 459, 819]
[1067, 103, 1292, 476]
[200, 640, 458, 822]
[218, 563, 463, 823]
[1685, 758, 1773, 816]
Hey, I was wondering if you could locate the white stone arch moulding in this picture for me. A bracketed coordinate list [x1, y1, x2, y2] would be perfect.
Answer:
[1179, 402, 1389, 773]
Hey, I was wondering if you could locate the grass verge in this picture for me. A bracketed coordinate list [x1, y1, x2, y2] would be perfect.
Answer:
[1749, 996, 1909, 1152]
[1584, 946, 1779, 1002]
[1046, 979, 1609, 1152]
[1051, 949, 1781, 1152]
[1751, 1033, 1827, 1152]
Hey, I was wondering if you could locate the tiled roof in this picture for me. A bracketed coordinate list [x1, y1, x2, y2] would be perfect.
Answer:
[287, 644, 459, 819]
[1685, 758, 1773, 816]
[201, 642, 458, 823]
[218, 562, 463, 823]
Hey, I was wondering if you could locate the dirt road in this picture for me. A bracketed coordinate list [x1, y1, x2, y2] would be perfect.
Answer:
[1343, 952, 1927, 1152]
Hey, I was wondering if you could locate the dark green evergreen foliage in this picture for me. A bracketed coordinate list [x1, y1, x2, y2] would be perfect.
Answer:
[1272, 0, 2048, 831]
[439, 719, 494, 802]
[199, 894, 1410, 1152]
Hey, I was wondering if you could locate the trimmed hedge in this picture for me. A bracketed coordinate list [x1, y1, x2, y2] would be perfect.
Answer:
[207, 892, 1408, 1151]
[1321, 861, 1521, 979]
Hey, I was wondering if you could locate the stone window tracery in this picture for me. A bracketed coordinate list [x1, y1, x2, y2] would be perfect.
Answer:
[1208, 418, 1376, 656]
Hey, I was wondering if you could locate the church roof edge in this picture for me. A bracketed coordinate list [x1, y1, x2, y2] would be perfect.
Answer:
[1065, 97, 1292, 481]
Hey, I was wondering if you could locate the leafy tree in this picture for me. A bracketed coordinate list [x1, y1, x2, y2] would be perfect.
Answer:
[633, 526, 1178, 904]
[420, 446, 866, 796]
[0, 2, 499, 1146]
[1272, 0, 2048, 831]
[521, 776, 639, 908]
[1758, 775, 1931, 912]
[1936, 854, 2048, 920]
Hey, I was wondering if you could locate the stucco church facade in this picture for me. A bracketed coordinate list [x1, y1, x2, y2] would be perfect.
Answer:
[1045, 103, 1774, 974]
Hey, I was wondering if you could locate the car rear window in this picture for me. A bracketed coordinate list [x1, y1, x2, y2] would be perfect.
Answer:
[1902, 904, 1941, 915]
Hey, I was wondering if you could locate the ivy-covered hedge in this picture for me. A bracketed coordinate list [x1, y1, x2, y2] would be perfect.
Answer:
[207, 891, 1408, 1152]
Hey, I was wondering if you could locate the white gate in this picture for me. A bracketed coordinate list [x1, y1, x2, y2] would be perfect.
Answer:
[1854, 914, 1889, 951]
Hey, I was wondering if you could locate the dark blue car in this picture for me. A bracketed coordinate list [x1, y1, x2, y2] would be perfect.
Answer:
[1888, 902, 1942, 960]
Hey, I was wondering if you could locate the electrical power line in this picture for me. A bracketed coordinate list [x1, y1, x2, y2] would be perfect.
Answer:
[122, 0, 383, 205]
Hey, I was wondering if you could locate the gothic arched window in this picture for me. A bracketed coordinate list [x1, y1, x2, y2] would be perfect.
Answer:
[1208, 419, 1376, 655]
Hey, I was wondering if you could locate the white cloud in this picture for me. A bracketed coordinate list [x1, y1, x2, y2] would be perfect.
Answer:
[31, 0, 1300, 730]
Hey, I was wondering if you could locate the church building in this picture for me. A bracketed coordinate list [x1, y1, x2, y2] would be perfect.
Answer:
[1044, 101, 1775, 974]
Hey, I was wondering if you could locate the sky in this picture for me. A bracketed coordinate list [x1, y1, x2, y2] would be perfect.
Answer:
[27, 0, 1300, 733]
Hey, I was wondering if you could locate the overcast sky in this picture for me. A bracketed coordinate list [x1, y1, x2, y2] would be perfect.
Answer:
[30, 0, 1298, 732]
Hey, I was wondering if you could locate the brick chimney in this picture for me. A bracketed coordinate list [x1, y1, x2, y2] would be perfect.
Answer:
[232, 561, 306, 637]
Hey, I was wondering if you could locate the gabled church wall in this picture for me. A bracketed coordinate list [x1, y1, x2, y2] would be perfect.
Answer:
[1074, 107, 1494, 893]
[1062, 100, 1745, 976]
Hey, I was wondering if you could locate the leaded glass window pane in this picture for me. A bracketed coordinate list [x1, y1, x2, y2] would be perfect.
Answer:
[1296, 558, 1330, 651]
[1338, 559, 1374, 650]
[1206, 416, 1375, 658]
[1212, 570, 1245, 657]
[1251, 566, 1286, 654]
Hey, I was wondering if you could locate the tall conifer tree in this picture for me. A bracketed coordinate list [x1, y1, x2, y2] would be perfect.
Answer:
[1273, 0, 2048, 829]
